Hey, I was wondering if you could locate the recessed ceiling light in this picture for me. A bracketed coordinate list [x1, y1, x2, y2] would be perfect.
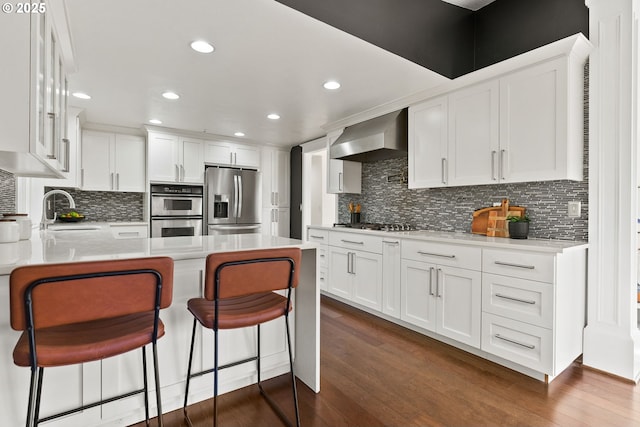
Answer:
[323, 80, 341, 90]
[149, 119, 162, 125]
[267, 113, 280, 120]
[72, 92, 91, 100]
[234, 132, 245, 137]
[162, 91, 180, 100]
[190, 40, 215, 54]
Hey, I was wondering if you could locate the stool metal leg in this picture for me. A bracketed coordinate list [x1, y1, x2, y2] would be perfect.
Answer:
[152, 342, 163, 427]
[33, 367, 44, 427]
[25, 366, 40, 427]
[214, 327, 219, 427]
[183, 318, 197, 411]
[285, 314, 300, 427]
[142, 346, 149, 425]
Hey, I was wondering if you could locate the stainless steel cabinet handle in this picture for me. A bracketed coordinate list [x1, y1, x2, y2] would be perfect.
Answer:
[180, 165, 185, 182]
[494, 261, 535, 269]
[494, 334, 535, 350]
[118, 231, 139, 237]
[110, 172, 114, 190]
[81, 168, 85, 187]
[271, 191, 275, 206]
[230, 153, 234, 164]
[441, 158, 447, 184]
[437, 268, 443, 298]
[61, 138, 70, 172]
[495, 293, 536, 305]
[275, 191, 279, 205]
[341, 239, 364, 245]
[175, 164, 180, 182]
[417, 251, 455, 259]
[338, 172, 343, 192]
[309, 235, 325, 240]
[47, 112, 57, 159]
[346, 251, 352, 274]
[500, 149, 506, 180]
[491, 150, 497, 180]
[382, 240, 399, 245]
[116, 173, 120, 190]
[351, 252, 356, 274]
[429, 267, 435, 296]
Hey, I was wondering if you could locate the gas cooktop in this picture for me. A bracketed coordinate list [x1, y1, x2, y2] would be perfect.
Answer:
[333, 223, 414, 232]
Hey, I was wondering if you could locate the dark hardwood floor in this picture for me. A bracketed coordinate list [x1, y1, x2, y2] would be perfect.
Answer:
[133, 295, 640, 427]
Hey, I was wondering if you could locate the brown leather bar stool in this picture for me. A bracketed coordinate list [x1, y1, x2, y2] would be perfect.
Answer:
[183, 248, 302, 427]
[9, 257, 174, 427]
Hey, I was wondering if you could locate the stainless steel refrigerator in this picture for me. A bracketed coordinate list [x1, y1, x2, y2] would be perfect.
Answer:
[205, 166, 261, 235]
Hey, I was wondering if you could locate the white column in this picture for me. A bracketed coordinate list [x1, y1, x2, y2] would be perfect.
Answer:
[584, 0, 640, 382]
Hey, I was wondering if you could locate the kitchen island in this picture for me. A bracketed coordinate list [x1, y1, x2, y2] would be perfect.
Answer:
[0, 229, 319, 426]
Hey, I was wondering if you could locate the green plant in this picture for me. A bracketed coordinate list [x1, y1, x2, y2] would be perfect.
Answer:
[506, 214, 530, 223]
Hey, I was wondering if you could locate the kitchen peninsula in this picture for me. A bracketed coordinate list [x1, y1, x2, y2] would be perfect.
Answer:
[0, 229, 319, 426]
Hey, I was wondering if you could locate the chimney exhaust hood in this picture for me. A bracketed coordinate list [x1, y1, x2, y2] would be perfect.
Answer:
[330, 109, 408, 163]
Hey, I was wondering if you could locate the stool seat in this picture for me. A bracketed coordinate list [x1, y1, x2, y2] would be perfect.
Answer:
[188, 292, 290, 330]
[13, 313, 165, 368]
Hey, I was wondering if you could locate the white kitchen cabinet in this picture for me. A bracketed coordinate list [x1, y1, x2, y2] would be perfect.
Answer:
[81, 130, 146, 192]
[447, 81, 499, 186]
[499, 57, 582, 182]
[262, 147, 290, 208]
[262, 208, 290, 238]
[480, 247, 586, 379]
[326, 131, 362, 194]
[0, 6, 71, 178]
[148, 133, 204, 184]
[381, 238, 402, 319]
[204, 140, 260, 168]
[408, 96, 448, 189]
[409, 47, 585, 189]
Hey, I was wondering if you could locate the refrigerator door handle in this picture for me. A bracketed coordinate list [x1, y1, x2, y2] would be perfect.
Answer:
[237, 174, 243, 218]
[233, 174, 239, 218]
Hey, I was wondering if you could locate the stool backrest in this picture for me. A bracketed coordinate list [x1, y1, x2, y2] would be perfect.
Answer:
[204, 248, 301, 300]
[9, 257, 174, 331]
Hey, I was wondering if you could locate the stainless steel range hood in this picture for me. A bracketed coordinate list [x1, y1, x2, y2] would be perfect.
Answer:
[330, 109, 408, 163]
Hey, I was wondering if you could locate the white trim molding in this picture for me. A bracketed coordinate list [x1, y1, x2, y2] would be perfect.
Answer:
[584, 0, 640, 382]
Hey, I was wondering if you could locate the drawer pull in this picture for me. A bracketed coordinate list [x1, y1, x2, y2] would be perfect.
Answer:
[382, 240, 399, 245]
[494, 261, 535, 269]
[495, 293, 536, 305]
[494, 334, 535, 349]
[310, 235, 325, 240]
[341, 239, 365, 245]
[418, 251, 455, 259]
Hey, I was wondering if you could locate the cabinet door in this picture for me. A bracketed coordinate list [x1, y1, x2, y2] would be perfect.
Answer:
[499, 58, 570, 182]
[81, 130, 113, 191]
[180, 137, 204, 183]
[274, 150, 290, 207]
[436, 266, 481, 348]
[204, 141, 233, 165]
[327, 159, 361, 194]
[352, 251, 383, 311]
[408, 96, 448, 188]
[234, 144, 261, 168]
[148, 133, 179, 182]
[275, 208, 290, 238]
[448, 81, 499, 186]
[114, 134, 145, 192]
[382, 239, 402, 318]
[327, 247, 352, 300]
[400, 259, 436, 331]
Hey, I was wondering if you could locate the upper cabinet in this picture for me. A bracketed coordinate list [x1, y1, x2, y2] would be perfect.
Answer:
[0, 2, 72, 178]
[81, 130, 146, 192]
[147, 132, 204, 184]
[261, 147, 290, 208]
[326, 130, 362, 194]
[204, 140, 260, 168]
[409, 35, 589, 189]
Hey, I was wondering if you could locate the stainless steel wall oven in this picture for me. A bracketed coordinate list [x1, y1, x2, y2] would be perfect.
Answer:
[150, 184, 203, 238]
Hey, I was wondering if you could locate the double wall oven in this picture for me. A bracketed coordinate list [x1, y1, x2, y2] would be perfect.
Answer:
[150, 184, 203, 238]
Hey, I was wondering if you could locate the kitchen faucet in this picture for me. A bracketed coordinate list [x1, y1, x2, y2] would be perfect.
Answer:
[40, 189, 76, 230]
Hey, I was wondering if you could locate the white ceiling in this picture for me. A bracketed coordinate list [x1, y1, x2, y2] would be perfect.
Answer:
[442, 0, 497, 11]
[63, 0, 449, 148]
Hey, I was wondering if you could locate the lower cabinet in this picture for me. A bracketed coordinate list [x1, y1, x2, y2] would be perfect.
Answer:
[381, 238, 401, 318]
[262, 208, 290, 238]
[327, 246, 383, 311]
[400, 259, 481, 348]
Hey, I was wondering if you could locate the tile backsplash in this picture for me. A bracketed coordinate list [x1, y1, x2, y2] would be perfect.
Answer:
[0, 169, 16, 213]
[45, 187, 145, 222]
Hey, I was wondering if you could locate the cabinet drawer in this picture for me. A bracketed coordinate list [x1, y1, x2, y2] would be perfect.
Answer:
[318, 267, 328, 291]
[483, 249, 554, 283]
[317, 246, 328, 268]
[401, 240, 481, 270]
[329, 231, 382, 254]
[308, 229, 329, 243]
[482, 273, 553, 328]
[481, 313, 553, 374]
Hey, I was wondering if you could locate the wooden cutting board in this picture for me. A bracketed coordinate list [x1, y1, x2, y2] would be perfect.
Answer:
[471, 199, 525, 236]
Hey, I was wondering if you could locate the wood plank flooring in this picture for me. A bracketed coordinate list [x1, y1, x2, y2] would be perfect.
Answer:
[132, 295, 640, 427]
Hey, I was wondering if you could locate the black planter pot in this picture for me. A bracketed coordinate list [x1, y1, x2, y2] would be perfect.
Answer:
[508, 221, 530, 239]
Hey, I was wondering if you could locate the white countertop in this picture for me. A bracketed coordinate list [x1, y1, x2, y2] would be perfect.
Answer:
[0, 229, 314, 275]
[308, 225, 587, 253]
